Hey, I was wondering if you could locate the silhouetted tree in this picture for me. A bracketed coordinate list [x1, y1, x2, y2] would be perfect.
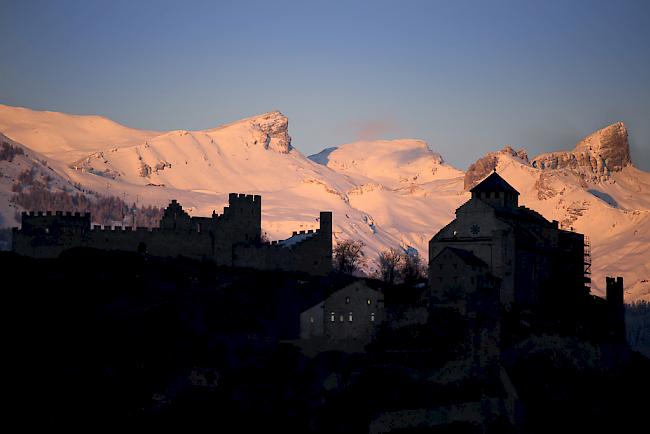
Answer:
[626, 300, 650, 358]
[401, 250, 426, 286]
[377, 247, 402, 285]
[0, 141, 24, 162]
[333, 239, 364, 274]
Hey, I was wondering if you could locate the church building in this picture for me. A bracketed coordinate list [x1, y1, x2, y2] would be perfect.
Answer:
[428, 171, 588, 307]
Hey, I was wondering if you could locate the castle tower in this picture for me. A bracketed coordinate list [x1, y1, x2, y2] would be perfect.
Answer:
[319, 211, 333, 269]
[319, 211, 332, 240]
[226, 193, 262, 243]
[606, 276, 625, 341]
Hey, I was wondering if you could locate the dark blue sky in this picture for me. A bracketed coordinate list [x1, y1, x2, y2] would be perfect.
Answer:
[1, 0, 649, 170]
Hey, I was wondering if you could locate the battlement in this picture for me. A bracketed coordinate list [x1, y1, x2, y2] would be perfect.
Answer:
[228, 193, 262, 203]
[18, 209, 91, 233]
[22, 210, 90, 218]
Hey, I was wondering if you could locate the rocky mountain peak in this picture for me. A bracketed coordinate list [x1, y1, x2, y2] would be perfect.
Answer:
[574, 121, 630, 170]
[463, 146, 529, 190]
[248, 111, 292, 153]
[531, 122, 631, 180]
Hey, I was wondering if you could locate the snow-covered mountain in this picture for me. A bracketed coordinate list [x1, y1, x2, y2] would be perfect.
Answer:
[0, 105, 648, 301]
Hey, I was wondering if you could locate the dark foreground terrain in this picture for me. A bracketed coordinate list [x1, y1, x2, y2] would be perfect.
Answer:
[4, 249, 650, 432]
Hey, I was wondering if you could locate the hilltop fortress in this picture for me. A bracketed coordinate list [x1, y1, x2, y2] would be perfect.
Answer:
[12, 193, 333, 276]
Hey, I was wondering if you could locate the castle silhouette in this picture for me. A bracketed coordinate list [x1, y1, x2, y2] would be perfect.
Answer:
[12, 193, 333, 276]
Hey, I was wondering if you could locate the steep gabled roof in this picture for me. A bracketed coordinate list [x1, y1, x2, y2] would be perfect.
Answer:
[470, 171, 519, 195]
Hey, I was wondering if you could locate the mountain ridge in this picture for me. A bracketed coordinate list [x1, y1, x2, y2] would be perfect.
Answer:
[1, 105, 648, 301]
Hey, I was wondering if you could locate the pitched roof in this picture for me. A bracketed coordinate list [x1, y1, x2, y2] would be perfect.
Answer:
[470, 171, 519, 195]
[434, 247, 488, 268]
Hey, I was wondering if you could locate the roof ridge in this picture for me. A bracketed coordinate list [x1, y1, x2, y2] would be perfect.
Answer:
[469, 171, 519, 195]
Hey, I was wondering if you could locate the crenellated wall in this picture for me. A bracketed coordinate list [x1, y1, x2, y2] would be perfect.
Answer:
[12, 194, 331, 276]
[233, 211, 333, 276]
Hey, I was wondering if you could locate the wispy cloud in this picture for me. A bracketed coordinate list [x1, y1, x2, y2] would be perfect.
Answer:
[348, 118, 400, 141]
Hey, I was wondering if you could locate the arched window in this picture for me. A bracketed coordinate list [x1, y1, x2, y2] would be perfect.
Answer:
[370, 312, 376, 322]
[348, 312, 353, 322]
[330, 312, 335, 322]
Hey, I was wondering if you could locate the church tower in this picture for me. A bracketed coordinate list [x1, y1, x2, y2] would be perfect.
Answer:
[469, 170, 519, 209]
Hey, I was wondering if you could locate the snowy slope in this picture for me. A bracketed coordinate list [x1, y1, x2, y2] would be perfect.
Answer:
[311, 139, 463, 188]
[0, 133, 85, 226]
[0, 104, 158, 164]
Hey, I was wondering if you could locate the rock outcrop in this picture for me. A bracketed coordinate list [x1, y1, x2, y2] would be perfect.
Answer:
[249, 111, 292, 154]
[464, 146, 529, 190]
[531, 122, 630, 181]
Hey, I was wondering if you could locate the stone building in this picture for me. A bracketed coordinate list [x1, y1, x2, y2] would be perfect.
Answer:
[429, 171, 588, 307]
[428, 246, 500, 303]
[300, 281, 384, 342]
[12, 193, 333, 276]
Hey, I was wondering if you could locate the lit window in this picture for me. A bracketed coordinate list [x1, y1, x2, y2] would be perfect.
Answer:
[310, 316, 314, 324]
[339, 315, 344, 322]
[367, 299, 371, 305]
[370, 312, 375, 322]
[330, 312, 335, 322]
[345, 297, 350, 304]
[348, 312, 353, 322]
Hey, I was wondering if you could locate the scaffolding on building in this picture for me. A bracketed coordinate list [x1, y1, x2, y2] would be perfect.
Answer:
[584, 236, 592, 288]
